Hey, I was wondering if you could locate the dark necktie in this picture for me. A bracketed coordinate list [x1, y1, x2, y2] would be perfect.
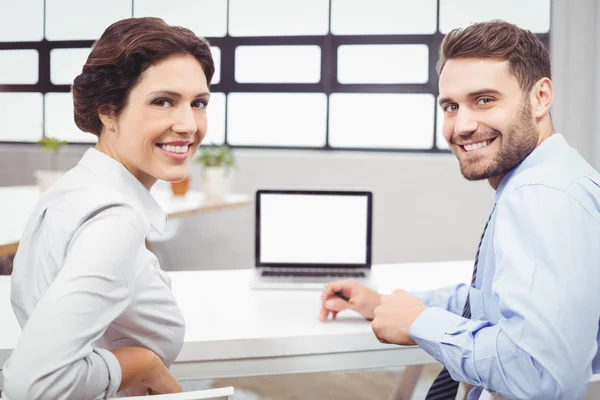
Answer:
[425, 205, 496, 400]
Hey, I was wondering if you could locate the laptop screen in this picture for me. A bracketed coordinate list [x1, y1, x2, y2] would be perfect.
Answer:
[256, 190, 372, 268]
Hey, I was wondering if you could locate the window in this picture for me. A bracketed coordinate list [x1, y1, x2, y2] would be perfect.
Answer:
[337, 45, 429, 84]
[50, 48, 91, 85]
[0, 0, 551, 151]
[0, 0, 44, 42]
[134, 0, 228, 37]
[229, 0, 329, 37]
[0, 93, 43, 142]
[210, 47, 221, 84]
[436, 96, 449, 150]
[0, 50, 39, 84]
[235, 46, 321, 83]
[331, 0, 437, 35]
[439, 0, 551, 34]
[204, 92, 226, 145]
[329, 94, 435, 149]
[44, 93, 97, 143]
[45, 0, 132, 40]
[227, 93, 327, 147]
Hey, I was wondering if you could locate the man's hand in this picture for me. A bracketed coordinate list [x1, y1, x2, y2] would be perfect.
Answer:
[320, 279, 381, 321]
[371, 289, 429, 345]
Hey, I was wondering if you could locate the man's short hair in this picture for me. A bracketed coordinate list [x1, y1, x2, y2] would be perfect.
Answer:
[438, 20, 551, 92]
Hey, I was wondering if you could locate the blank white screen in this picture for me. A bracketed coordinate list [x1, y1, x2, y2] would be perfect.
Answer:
[259, 193, 369, 264]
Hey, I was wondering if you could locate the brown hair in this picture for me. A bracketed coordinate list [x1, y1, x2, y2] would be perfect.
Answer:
[72, 17, 214, 136]
[437, 20, 551, 93]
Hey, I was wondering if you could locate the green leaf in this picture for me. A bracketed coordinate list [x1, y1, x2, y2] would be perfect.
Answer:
[37, 137, 68, 155]
[37, 136, 68, 170]
[194, 144, 236, 170]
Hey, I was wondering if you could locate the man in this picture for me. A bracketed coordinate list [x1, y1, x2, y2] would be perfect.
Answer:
[320, 20, 600, 400]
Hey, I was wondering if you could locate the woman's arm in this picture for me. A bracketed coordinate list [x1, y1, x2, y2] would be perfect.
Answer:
[112, 347, 181, 394]
[3, 205, 178, 399]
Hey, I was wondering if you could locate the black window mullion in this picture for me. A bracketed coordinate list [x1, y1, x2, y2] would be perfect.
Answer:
[322, 33, 334, 149]
[0, 3, 552, 151]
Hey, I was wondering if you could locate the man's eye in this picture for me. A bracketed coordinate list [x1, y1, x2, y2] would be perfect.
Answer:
[445, 104, 458, 112]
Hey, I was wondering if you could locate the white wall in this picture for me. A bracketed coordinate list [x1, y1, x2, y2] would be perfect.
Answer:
[0, 144, 495, 270]
[162, 150, 494, 270]
[550, 0, 600, 169]
[0, 0, 598, 271]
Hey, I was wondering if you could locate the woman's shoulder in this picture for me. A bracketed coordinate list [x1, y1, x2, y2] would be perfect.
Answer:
[44, 180, 150, 237]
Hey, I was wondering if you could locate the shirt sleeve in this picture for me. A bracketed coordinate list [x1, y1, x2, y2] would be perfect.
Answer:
[3, 205, 145, 400]
[411, 283, 468, 315]
[408, 185, 600, 399]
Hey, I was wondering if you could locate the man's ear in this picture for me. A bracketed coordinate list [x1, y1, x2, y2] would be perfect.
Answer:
[531, 77, 553, 120]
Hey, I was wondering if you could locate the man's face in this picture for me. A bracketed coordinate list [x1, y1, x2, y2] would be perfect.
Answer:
[439, 58, 538, 183]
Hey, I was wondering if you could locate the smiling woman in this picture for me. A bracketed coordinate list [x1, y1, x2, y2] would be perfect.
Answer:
[73, 17, 214, 188]
[3, 17, 215, 400]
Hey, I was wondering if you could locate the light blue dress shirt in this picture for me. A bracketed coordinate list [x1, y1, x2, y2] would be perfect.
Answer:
[410, 134, 600, 400]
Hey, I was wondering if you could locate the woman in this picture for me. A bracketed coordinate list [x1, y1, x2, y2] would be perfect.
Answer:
[2, 17, 214, 399]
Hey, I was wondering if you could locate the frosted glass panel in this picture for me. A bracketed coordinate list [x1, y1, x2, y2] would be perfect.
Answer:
[203, 92, 225, 145]
[45, 93, 97, 143]
[329, 94, 435, 149]
[338, 45, 429, 84]
[210, 46, 221, 84]
[50, 48, 91, 85]
[0, 50, 38, 84]
[235, 46, 321, 83]
[134, 0, 227, 37]
[331, 0, 437, 35]
[0, 0, 44, 42]
[0, 93, 43, 142]
[436, 98, 449, 150]
[439, 0, 551, 33]
[45, 0, 132, 40]
[229, 0, 329, 36]
[227, 93, 327, 146]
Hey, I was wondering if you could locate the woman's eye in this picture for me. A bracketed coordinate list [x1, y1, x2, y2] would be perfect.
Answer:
[153, 99, 172, 108]
[192, 100, 207, 109]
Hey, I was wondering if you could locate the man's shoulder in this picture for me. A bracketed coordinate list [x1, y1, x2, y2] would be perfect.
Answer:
[500, 153, 600, 223]
[504, 150, 599, 195]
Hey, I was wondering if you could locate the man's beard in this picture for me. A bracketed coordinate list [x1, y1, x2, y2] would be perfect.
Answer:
[457, 101, 539, 181]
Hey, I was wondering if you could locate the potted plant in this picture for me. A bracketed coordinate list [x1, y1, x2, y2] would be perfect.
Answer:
[194, 144, 236, 200]
[34, 136, 68, 191]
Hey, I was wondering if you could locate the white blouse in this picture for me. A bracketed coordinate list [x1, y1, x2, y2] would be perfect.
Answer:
[3, 149, 185, 400]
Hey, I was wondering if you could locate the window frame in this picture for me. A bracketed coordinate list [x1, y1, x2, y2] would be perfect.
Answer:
[0, 0, 551, 153]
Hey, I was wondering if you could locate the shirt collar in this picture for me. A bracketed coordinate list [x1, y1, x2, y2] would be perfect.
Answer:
[78, 148, 166, 234]
[495, 133, 570, 201]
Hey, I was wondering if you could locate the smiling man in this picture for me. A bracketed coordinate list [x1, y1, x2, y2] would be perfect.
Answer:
[320, 20, 600, 399]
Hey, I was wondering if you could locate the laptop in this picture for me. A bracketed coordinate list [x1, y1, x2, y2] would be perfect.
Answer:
[250, 189, 374, 290]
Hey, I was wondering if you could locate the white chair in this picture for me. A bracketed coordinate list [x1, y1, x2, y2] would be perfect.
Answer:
[112, 387, 234, 400]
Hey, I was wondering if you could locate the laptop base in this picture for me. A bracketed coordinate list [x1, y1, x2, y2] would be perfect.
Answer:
[250, 269, 374, 290]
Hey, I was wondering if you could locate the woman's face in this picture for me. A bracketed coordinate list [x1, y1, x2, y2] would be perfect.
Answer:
[98, 54, 210, 189]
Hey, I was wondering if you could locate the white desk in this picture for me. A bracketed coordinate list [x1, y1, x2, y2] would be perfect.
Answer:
[0, 186, 252, 256]
[0, 261, 472, 386]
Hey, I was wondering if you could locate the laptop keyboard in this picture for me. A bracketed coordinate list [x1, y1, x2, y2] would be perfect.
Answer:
[261, 269, 365, 278]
